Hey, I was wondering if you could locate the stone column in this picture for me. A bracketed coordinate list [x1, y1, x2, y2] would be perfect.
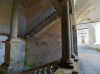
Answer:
[0, 0, 25, 74]
[70, 0, 78, 61]
[70, 14, 75, 59]
[70, 14, 78, 62]
[58, 0, 74, 69]
[72, 25, 78, 56]
[10, 0, 19, 39]
[69, 0, 76, 59]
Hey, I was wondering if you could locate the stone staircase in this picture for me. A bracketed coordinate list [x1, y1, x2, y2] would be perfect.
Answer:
[25, 6, 59, 37]
[0, 6, 59, 38]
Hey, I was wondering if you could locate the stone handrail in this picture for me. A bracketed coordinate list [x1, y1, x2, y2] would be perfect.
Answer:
[21, 60, 59, 74]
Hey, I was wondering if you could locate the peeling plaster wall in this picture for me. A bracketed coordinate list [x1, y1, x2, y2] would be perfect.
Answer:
[0, 0, 12, 34]
[25, 18, 62, 67]
[0, 0, 27, 35]
[0, 0, 12, 25]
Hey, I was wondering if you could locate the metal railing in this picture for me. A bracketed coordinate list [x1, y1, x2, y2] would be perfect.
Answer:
[21, 60, 59, 74]
[26, 6, 56, 35]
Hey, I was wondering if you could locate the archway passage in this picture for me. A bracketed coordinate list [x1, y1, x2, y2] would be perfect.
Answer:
[77, 22, 100, 73]
[77, 28, 89, 45]
[75, 0, 100, 73]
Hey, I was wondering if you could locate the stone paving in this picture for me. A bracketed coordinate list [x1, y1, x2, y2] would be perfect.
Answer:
[78, 44, 100, 74]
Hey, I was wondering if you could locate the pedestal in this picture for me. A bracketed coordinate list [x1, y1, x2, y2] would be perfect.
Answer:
[0, 39, 25, 74]
[58, 59, 74, 69]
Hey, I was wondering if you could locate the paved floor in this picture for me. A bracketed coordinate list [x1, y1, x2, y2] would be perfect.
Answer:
[78, 44, 100, 74]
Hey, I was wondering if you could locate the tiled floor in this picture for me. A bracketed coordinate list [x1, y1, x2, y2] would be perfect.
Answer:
[78, 44, 100, 74]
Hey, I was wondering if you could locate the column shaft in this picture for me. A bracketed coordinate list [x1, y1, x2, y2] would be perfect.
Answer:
[70, 14, 75, 58]
[70, 0, 78, 57]
[10, 0, 19, 39]
[61, 0, 71, 61]
[58, 0, 74, 69]
[73, 25, 78, 56]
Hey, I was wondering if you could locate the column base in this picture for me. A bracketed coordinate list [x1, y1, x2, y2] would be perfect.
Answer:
[71, 53, 76, 58]
[0, 63, 8, 74]
[72, 71, 79, 74]
[58, 59, 74, 69]
[0, 63, 24, 74]
[74, 56, 78, 62]
[71, 53, 78, 62]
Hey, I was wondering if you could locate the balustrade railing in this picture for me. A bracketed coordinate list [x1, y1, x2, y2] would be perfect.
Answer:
[26, 6, 56, 35]
[21, 60, 59, 74]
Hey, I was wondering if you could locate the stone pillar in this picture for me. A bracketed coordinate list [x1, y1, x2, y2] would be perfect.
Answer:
[10, 0, 19, 39]
[58, 0, 74, 69]
[70, 15, 78, 62]
[72, 25, 78, 56]
[0, 0, 25, 74]
[70, 14, 75, 59]
[72, 25, 78, 62]
[69, 0, 76, 59]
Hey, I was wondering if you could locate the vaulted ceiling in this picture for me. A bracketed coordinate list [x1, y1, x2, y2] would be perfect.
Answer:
[74, 0, 100, 24]
[75, 0, 97, 20]
[5, 0, 100, 24]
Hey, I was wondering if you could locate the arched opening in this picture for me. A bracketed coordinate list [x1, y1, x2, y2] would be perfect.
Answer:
[77, 23, 100, 73]
[77, 28, 89, 45]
